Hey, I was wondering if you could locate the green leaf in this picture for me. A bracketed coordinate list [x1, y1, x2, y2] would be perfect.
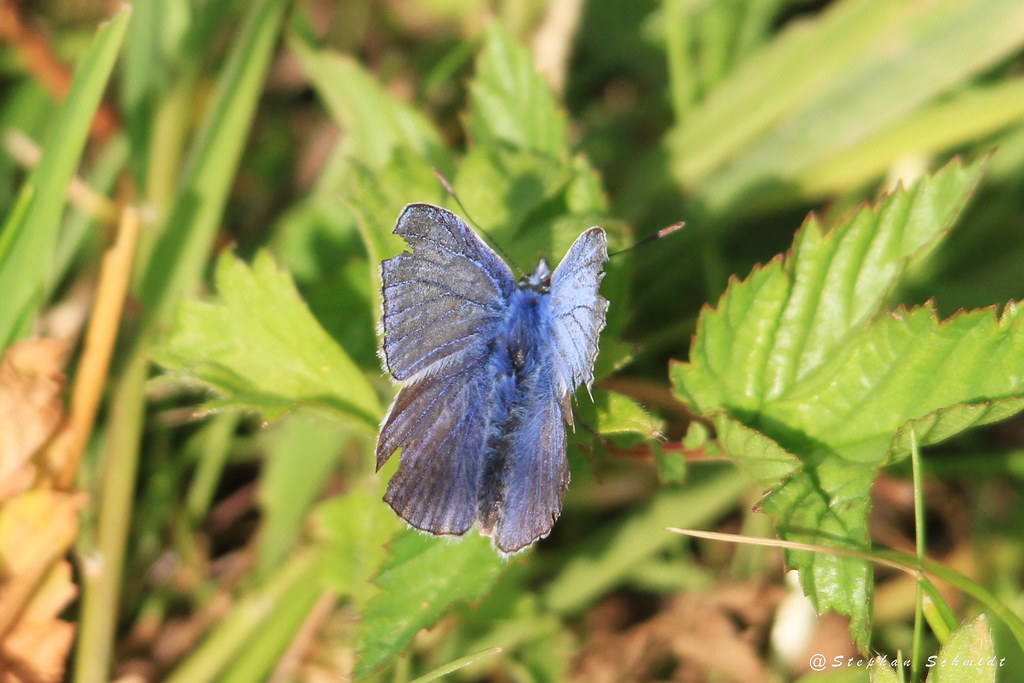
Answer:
[153, 251, 380, 426]
[927, 614, 998, 682]
[314, 480, 400, 607]
[0, 6, 131, 347]
[355, 532, 506, 678]
[452, 145, 571, 251]
[467, 24, 567, 160]
[666, 0, 1024, 210]
[670, 158, 1024, 649]
[592, 390, 662, 438]
[676, 157, 988, 414]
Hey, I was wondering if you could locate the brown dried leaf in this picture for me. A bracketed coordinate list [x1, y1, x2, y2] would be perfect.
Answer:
[0, 490, 82, 682]
[0, 340, 69, 500]
[573, 581, 785, 683]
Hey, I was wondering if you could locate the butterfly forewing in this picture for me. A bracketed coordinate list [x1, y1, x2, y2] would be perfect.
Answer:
[381, 204, 516, 381]
[549, 227, 609, 404]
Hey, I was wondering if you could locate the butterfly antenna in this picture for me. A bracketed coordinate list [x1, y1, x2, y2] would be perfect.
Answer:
[432, 168, 525, 276]
[608, 221, 686, 258]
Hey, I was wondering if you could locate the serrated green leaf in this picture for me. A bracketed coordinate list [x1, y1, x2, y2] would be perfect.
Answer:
[355, 532, 506, 678]
[153, 251, 380, 425]
[0, 6, 131, 346]
[676, 157, 988, 414]
[452, 145, 571, 250]
[927, 614, 998, 683]
[593, 390, 662, 437]
[670, 158, 1024, 649]
[467, 24, 567, 160]
[890, 399, 1024, 462]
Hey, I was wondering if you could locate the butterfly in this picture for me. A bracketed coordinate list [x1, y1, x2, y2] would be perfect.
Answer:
[376, 203, 609, 554]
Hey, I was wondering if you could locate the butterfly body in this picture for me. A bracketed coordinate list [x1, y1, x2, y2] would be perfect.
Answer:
[477, 281, 554, 535]
[377, 204, 608, 553]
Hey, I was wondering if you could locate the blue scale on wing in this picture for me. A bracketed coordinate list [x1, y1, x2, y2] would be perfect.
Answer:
[489, 229, 607, 552]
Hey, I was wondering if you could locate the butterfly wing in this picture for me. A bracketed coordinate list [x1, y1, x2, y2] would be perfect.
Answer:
[493, 373, 568, 554]
[548, 227, 609, 420]
[493, 229, 608, 553]
[381, 203, 516, 382]
[377, 204, 515, 535]
[379, 358, 494, 535]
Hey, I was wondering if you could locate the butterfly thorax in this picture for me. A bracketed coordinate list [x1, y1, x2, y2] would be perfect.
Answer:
[518, 259, 551, 293]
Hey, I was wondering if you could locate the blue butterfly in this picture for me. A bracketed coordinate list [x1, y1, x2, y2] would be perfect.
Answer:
[376, 203, 609, 553]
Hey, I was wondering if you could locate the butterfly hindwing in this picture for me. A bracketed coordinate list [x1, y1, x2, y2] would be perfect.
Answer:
[379, 357, 493, 535]
[493, 372, 569, 554]
[381, 204, 516, 381]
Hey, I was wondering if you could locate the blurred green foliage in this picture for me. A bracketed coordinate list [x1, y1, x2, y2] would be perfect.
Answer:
[3, 0, 1024, 681]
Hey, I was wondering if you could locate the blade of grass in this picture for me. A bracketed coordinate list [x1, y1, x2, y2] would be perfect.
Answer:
[796, 77, 1024, 196]
[0, 5, 131, 347]
[217, 584, 326, 683]
[545, 467, 749, 613]
[184, 411, 242, 522]
[73, 352, 148, 683]
[74, 2, 289, 680]
[408, 647, 504, 683]
[137, 0, 289, 326]
[49, 136, 129, 293]
[911, 429, 925, 681]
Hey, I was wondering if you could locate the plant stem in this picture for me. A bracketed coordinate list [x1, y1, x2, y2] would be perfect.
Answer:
[73, 351, 147, 683]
